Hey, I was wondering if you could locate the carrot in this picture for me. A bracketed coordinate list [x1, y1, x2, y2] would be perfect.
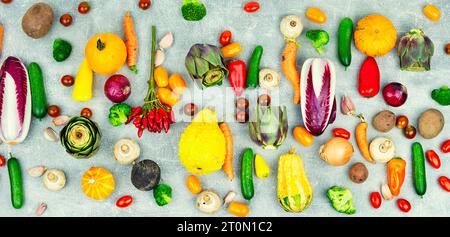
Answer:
[0, 23, 3, 56]
[220, 122, 234, 180]
[356, 121, 375, 163]
[281, 41, 301, 104]
[124, 11, 138, 74]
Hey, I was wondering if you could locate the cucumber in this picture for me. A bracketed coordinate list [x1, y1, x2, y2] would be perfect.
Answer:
[246, 45, 263, 88]
[337, 17, 353, 68]
[7, 153, 24, 209]
[240, 148, 254, 200]
[412, 142, 427, 197]
[28, 62, 48, 119]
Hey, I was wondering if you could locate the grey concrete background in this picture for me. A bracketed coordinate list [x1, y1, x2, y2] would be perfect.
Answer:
[0, 0, 449, 217]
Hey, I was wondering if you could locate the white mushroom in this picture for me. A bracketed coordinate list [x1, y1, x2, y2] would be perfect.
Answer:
[196, 190, 223, 214]
[113, 138, 140, 165]
[259, 68, 280, 90]
[42, 169, 66, 191]
[280, 15, 303, 39]
[369, 137, 395, 163]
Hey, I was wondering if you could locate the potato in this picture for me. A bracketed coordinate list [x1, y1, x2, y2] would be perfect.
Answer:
[348, 162, 368, 184]
[22, 3, 54, 39]
[372, 110, 395, 132]
[418, 109, 444, 139]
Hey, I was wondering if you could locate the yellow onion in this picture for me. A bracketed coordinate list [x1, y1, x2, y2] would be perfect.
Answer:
[319, 137, 354, 166]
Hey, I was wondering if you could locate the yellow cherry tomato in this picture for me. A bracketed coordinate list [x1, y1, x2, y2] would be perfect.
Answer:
[423, 4, 441, 21]
[221, 42, 242, 58]
[154, 66, 169, 88]
[227, 201, 250, 217]
[306, 7, 327, 24]
[293, 126, 314, 147]
[185, 175, 202, 194]
[169, 73, 187, 95]
[157, 87, 179, 106]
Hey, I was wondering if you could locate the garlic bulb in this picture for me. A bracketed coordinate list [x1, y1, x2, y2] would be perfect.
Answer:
[43, 169, 66, 191]
[280, 15, 303, 39]
[113, 138, 140, 165]
[196, 190, 223, 214]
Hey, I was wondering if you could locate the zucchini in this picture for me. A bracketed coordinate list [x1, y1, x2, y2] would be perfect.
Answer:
[28, 62, 48, 119]
[337, 17, 353, 69]
[246, 45, 263, 88]
[240, 148, 254, 200]
[7, 153, 24, 209]
[412, 142, 427, 197]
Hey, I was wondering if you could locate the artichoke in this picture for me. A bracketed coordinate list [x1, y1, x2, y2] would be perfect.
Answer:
[397, 28, 434, 71]
[249, 106, 288, 149]
[60, 116, 101, 159]
[185, 44, 228, 89]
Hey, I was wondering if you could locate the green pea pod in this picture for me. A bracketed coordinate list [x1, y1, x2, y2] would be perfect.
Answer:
[28, 62, 48, 119]
[337, 17, 353, 69]
[8, 153, 24, 209]
[412, 142, 427, 197]
[241, 148, 254, 200]
[247, 45, 263, 88]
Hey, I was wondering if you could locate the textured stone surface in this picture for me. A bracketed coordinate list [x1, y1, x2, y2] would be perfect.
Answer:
[0, 0, 449, 217]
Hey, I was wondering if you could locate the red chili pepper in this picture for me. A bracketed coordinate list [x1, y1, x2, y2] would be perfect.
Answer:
[438, 176, 450, 192]
[133, 116, 142, 126]
[370, 192, 382, 209]
[243, 1, 260, 13]
[116, 195, 133, 208]
[227, 60, 247, 97]
[142, 114, 148, 129]
[168, 109, 175, 123]
[137, 127, 144, 137]
[0, 154, 5, 167]
[441, 139, 450, 153]
[126, 107, 142, 124]
[219, 30, 232, 46]
[358, 57, 380, 97]
[332, 128, 351, 140]
[396, 198, 411, 213]
[163, 118, 169, 133]
[425, 150, 441, 169]
[147, 115, 153, 132]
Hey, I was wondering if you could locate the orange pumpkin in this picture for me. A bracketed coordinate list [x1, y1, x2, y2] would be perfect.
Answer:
[85, 33, 127, 75]
[81, 167, 115, 201]
[354, 14, 397, 57]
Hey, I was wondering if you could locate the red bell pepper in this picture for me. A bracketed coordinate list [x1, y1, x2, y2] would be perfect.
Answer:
[358, 57, 380, 97]
[228, 60, 247, 96]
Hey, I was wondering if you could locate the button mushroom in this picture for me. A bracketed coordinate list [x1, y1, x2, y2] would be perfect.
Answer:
[259, 68, 280, 90]
[196, 190, 223, 214]
[113, 138, 140, 165]
[43, 169, 66, 191]
[369, 137, 395, 163]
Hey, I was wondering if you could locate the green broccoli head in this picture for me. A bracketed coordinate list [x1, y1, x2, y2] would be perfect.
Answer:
[53, 38, 72, 62]
[181, 0, 207, 21]
[153, 184, 172, 206]
[431, 86, 450, 106]
[327, 186, 356, 215]
[108, 103, 132, 127]
[306, 30, 329, 54]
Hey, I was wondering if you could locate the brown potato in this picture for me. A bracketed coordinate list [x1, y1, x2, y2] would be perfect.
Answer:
[22, 3, 54, 39]
[418, 109, 444, 139]
[348, 162, 369, 184]
[372, 110, 395, 132]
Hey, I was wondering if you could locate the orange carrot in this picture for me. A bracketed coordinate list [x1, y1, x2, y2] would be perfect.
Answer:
[0, 23, 3, 56]
[356, 121, 375, 163]
[124, 11, 138, 74]
[281, 41, 301, 104]
[220, 122, 234, 180]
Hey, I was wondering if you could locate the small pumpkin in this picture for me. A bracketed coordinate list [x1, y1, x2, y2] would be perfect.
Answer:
[81, 167, 115, 200]
[354, 14, 397, 57]
[85, 33, 127, 75]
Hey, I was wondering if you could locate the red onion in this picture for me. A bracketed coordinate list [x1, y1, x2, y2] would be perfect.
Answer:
[382, 82, 408, 107]
[104, 74, 131, 103]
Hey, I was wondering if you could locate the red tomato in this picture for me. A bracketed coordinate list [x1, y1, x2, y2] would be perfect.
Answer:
[243, 1, 260, 13]
[441, 139, 450, 153]
[219, 30, 232, 46]
[425, 150, 441, 169]
[358, 57, 380, 97]
[236, 110, 249, 123]
[78, 2, 90, 14]
[116, 195, 133, 208]
[80, 108, 93, 118]
[138, 0, 151, 10]
[60, 13, 73, 27]
[404, 125, 416, 139]
[438, 176, 450, 192]
[370, 192, 382, 209]
[396, 198, 411, 213]
[61, 75, 75, 87]
[1, 0, 13, 4]
[47, 105, 61, 118]
[0, 154, 5, 167]
[332, 128, 351, 140]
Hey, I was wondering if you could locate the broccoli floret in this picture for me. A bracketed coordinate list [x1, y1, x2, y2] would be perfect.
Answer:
[108, 103, 132, 126]
[306, 30, 329, 54]
[326, 186, 356, 215]
[431, 86, 450, 106]
[181, 0, 207, 21]
[153, 184, 172, 206]
[53, 38, 72, 62]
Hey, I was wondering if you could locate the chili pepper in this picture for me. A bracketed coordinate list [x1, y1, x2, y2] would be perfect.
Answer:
[168, 109, 175, 123]
[387, 158, 406, 196]
[132, 116, 142, 127]
[247, 45, 263, 88]
[332, 128, 351, 140]
[370, 192, 382, 209]
[0, 154, 5, 167]
[142, 114, 148, 129]
[126, 107, 142, 124]
[163, 118, 169, 133]
[137, 127, 144, 138]
[147, 115, 153, 132]
[425, 150, 441, 169]
[441, 139, 450, 153]
[219, 30, 232, 46]
[396, 198, 411, 213]
[227, 60, 247, 96]
[438, 176, 450, 192]
[358, 57, 380, 97]
[243, 1, 260, 13]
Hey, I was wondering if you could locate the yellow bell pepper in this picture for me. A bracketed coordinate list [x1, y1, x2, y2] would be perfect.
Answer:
[72, 58, 93, 102]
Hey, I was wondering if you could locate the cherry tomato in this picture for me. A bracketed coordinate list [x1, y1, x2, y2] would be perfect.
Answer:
[47, 105, 61, 118]
[227, 201, 250, 217]
[78, 1, 90, 14]
[425, 150, 441, 169]
[370, 192, 382, 209]
[446, 44, 450, 55]
[257, 94, 271, 106]
[235, 98, 249, 110]
[219, 30, 232, 46]
[423, 4, 441, 22]
[236, 110, 248, 123]
[243, 1, 260, 13]
[80, 108, 93, 118]
[1, 0, 13, 4]
[185, 175, 202, 194]
[293, 126, 314, 147]
[404, 125, 416, 139]
[60, 13, 73, 27]
[0, 154, 5, 167]
[396, 115, 409, 129]
[138, 0, 151, 10]
[61, 75, 75, 87]
[116, 195, 133, 208]
[183, 103, 197, 116]
[332, 128, 351, 140]
[438, 176, 450, 192]
[441, 139, 450, 153]
[396, 198, 411, 213]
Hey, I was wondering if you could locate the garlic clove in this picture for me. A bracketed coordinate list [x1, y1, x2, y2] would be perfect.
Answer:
[52, 115, 69, 126]
[43, 127, 59, 142]
[381, 183, 393, 201]
[36, 203, 48, 216]
[28, 165, 47, 177]
[154, 49, 165, 67]
[159, 32, 174, 49]
[223, 191, 236, 204]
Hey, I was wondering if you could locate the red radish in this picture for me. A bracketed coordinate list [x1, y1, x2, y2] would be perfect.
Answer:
[104, 74, 131, 103]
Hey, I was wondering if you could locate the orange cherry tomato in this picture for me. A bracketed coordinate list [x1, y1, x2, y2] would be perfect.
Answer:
[423, 4, 441, 21]
[332, 128, 351, 140]
[305, 7, 327, 24]
[221, 43, 242, 58]
[227, 201, 250, 217]
[370, 192, 382, 209]
[243, 2, 260, 13]
[293, 126, 314, 147]
[154, 66, 169, 88]
[157, 87, 179, 106]
[168, 73, 187, 95]
[219, 30, 232, 46]
[185, 175, 202, 194]
[116, 195, 133, 208]
[397, 198, 411, 213]
[438, 176, 450, 192]
[425, 150, 441, 169]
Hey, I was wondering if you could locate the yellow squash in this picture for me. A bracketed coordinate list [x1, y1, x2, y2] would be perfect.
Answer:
[277, 148, 313, 212]
[72, 58, 94, 102]
[85, 33, 127, 75]
[354, 14, 397, 57]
